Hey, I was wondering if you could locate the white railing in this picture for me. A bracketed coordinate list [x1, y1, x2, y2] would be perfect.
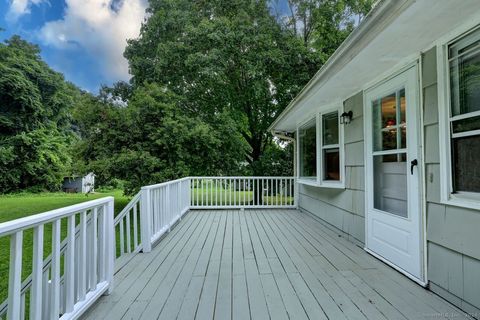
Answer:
[0, 197, 114, 320]
[190, 177, 296, 209]
[113, 192, 142, 270]
[0, 176, 295, 319]
[140, 177, 191, 253]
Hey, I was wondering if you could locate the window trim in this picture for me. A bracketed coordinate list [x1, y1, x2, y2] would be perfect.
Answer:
[437, 23, 480, 210]
[297, 117, 318, 183]
[296, 107, 345, 189]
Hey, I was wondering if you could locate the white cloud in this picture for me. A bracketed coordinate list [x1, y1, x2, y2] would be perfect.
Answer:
[39, 0, 148, 82]
[7, 0, 47, 21]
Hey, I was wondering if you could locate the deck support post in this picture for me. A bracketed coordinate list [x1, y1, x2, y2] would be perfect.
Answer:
[106, 199, 115, 294]
[140, 187, 152, 253]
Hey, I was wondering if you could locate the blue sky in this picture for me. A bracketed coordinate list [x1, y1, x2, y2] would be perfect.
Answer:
[0, 0, 147, 93]
[0, 0, 289, 94]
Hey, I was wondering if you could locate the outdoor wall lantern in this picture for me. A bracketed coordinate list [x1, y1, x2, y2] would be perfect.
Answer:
[340, 111, 353, 124]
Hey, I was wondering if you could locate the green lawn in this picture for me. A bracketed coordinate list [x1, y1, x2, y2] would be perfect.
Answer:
[0, 186, 294, 310]
[191, 186, 294, 206]
[0, 190, 130, 306]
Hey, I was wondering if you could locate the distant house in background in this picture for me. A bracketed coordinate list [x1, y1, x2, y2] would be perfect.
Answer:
[62, 172, 95, 193]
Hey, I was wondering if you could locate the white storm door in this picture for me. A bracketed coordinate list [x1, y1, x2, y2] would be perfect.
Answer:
[364, 65, 424, 283]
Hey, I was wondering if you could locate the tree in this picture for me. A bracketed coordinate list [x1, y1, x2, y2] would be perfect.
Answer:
[73, 83, 248, 195]
[0, 36, 80, 193]
[277, 0, 374, 58]
[124, 0, 320, 174]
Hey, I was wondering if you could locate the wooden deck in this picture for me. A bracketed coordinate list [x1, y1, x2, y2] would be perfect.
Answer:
[82, 209, 468, 320]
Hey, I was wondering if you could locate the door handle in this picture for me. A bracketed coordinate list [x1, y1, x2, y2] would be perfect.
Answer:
[410, 159, 418, 175]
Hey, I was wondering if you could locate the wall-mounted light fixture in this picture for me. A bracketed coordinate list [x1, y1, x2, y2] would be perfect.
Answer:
[340, 111, 353, 125]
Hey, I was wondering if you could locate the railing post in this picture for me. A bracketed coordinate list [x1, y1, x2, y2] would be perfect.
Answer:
[188, 178, 192, 210]
[106, 199, 115, 294]
[140, 187, 152, 253]
[293, 178, 299, 208]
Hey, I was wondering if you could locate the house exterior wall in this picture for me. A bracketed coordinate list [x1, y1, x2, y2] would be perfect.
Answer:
[422, 47, 480, 315]
[298, 91, 365, 245]
[297, 47, 480, 314]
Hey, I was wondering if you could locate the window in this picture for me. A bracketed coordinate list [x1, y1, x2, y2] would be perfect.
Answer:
[297, 109, 344, 187]
[448, 28, 480, 194]
[298, 119, 317, 180]
[322, 112, 340, 181]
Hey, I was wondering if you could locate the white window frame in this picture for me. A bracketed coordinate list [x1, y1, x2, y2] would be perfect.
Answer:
[296, 106, 345, 189]
[297, 116, 318, 184]
[437, 23, 480, 210]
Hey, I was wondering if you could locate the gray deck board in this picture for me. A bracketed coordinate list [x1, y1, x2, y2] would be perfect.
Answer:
[82, 209, 469, 320]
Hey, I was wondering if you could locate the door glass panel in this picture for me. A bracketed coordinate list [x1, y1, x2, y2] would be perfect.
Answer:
[373, 154, 408, 218]
[372, 87, 409, 218]
[373, 89, 407, 151]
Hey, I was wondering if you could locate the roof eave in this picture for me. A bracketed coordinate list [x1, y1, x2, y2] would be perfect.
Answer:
[268, 0, 414, 133]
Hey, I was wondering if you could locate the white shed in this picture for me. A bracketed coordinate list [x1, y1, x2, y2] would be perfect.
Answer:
[62, 172, 95, 193]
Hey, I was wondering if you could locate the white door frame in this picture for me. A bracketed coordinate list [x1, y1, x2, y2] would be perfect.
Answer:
[363, 61, 426, 286]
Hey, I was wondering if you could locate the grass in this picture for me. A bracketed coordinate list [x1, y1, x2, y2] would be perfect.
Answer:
[0, 184, 293, 312]
[191, 186, 294, 206]
[0, 190, 130, 307]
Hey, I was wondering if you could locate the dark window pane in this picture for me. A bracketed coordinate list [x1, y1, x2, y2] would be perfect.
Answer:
[452, 135, 480, 192]
[451, 115, 480, 133]
[323, 148, 340, 181]
[322, 112, 339, 145]
[299, 120, 317, 179]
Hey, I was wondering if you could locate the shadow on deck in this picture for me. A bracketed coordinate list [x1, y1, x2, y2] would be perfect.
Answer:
[82, 209, 468, 320]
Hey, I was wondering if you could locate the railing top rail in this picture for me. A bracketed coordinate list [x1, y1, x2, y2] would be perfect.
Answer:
[189, 176, 295, 179]
[0, 196, 113, 236]
[141, 177, 190, 190]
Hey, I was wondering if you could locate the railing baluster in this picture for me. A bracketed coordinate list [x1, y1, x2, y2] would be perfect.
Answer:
[119, 215, 125, 256]
[41, 269, 49, 319]
[20, 292, 25, 320]
[90, 207, 98, 290]
[98, 206, 106, 280]
[30, 225, 43, 320]
[7, 231, 23, 320]
[276, 178, 279, 206]
[243, 178, 246, 206]
[126, 208, 131, 254]
[65, 215, 75, 313]
[133, 204, 138, 248]
[257, 178, 259, 207]
[79, 211, 87, 301]
[51, 220, 61, 319]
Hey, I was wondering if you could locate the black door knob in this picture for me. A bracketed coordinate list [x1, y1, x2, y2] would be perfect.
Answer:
[410, 159, 418, 175]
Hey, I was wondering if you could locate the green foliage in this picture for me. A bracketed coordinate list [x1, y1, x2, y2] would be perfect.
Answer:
[74, 83, 248, 195]
[124, 0, 320, 174]
[0, 36, 81, 193]
[251, 143, 294, 177]
[123, 0, 374, 176]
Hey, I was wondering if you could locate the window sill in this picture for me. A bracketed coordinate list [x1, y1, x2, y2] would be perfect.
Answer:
[441, 193, 480, 211]
[297, 179, 319, 187]
[297, 179, 345, 189]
